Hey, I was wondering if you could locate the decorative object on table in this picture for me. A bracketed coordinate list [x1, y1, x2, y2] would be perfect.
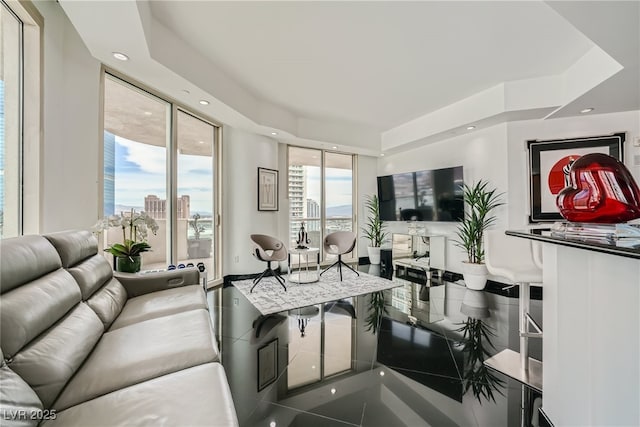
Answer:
[295, 221, 310, 249]
[257, 338, 278, 392]
[92, 209, 159, 273]
[365, 290, 388, 335]
[455, 180, 503, 290]
[362, 194, 387, 265]
[556, 153, 640, 223]
[320, 231, 359, 281]
[527, 132, 625, 222]
[257, 167, 279, 211]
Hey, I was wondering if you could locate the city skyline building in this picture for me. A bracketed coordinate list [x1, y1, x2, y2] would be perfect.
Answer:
[145, 194, 191, 220]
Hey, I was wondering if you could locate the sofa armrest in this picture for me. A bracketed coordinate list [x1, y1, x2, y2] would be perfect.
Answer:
[115, 268, 201, 298]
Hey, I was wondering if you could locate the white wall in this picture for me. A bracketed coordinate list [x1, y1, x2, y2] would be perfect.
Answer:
[377, 111, 640, 277]
[357, 155, 378, 256]
[34, 1, 101, 233]
[222, 127, 282, 274]
[377, 124, 510, 274]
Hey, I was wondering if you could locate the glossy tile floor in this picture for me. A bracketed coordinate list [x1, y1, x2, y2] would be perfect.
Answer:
[211, 269, 543, 427]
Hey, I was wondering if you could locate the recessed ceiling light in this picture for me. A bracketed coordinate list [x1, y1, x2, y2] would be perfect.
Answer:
[199, 100, 209, 105]
[271, 132, 278, 136]
[198, 140, 204, 144]
[580, 108, 594, 114]
[311, 365, 316, 370]
[143, 111, 152, 116]
[380, 153, 385, 157]
[332, 146, 337, 150]
[112, 52, 129, 61]
[181, 89, 191, 95]
[466, 126, 476, 130]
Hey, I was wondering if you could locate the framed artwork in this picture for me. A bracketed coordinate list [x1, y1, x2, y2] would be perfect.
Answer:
[257, 167, 279, 211]
[527, 132, 625, 222]
[257, 338, 278, 392]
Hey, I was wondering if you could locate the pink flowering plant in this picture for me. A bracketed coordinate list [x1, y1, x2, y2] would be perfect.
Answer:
[92, 209, 159, 261]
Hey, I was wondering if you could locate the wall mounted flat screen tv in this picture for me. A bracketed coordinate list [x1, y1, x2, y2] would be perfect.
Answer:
[377, 166, 464, 222]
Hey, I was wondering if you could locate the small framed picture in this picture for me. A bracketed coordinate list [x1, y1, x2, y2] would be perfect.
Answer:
[258, 167, 279, 211]
[257, 338, 278, 392]
[527, 132, 625, 222]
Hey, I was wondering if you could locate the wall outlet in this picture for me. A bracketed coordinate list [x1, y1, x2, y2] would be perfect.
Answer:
[633, 137, 640, 147]
[234, 255, 239, 263]
[233, 298, 239, 306]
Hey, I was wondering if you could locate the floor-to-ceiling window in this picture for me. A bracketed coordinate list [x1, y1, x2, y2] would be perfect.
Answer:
[0, 1, 39, 238]
[103, 73, 219, 278]
[288, 146, 356, 261]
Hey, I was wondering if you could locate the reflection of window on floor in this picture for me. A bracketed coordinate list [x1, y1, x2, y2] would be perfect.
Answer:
[287, 304, 354, 390]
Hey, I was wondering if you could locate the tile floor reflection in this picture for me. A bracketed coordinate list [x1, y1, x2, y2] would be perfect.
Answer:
[211, 272, 543, 427]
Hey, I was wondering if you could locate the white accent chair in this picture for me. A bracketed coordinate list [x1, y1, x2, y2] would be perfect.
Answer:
[320, 231, 359, 281]
[250, 234, 288, 292]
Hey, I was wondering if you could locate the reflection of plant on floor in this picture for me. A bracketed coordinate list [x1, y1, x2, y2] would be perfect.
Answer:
[456, 318, 505, 403]
[365, 291, 388, 334]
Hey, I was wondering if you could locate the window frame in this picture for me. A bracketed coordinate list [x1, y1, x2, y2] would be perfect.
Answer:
[0, 0, 42, 237]
[287, 145, 358, 263]
[100, 68, 223, 286]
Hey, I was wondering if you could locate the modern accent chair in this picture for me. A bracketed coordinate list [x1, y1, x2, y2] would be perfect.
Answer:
[320, 231, 359, 281]
[250, 234, 288, 292]
[483, 230, 543, 388]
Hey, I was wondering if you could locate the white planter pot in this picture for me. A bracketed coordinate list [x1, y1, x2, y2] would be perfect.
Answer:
[461, 262, 488, 290]
[367, 246, 381, 265]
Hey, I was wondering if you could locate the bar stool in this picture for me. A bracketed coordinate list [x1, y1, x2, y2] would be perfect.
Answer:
[484, 229, 543, 391]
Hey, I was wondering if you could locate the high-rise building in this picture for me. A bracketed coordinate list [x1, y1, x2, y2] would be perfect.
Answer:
[103, 131, 115, 216]
[145, 194, 190, 219]
[288, 165, 307, 242]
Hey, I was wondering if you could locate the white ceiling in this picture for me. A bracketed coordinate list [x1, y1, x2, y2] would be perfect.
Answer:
[59, 0, 640, 155]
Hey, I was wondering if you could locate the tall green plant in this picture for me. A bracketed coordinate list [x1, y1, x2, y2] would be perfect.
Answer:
[455, 180, 503, 264]
[362, 194, 387, 247]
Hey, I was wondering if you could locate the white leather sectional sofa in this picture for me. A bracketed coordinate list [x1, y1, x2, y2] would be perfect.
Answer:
[0, 230, 238, 426]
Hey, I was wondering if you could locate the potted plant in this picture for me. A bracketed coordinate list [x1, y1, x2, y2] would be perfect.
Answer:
[93, 209, 159, 273]
[362, 194, 387, 265]
[455, 180, 503, 290]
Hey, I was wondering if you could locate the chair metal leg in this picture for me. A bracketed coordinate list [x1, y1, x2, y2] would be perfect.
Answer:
[251, 261, 287, 292]
[320, 260, 340, 276]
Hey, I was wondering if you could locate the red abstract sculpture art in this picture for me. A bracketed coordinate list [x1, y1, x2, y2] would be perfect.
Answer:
[556, 153, 640, 223]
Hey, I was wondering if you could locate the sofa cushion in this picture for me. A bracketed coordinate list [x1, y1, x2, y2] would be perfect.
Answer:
[86, 279, 128, 329]
[0, 347, 45, 427]
[42, 363, 238, 427]
[53, 309, 219, 410]
[0, 235, 61, 294]
[108, 285, 207, 330]
[8, 304, 103, 409]
[66, 254, 113, 300]
[0, 269, 81, 358]
[44, 230, 98, 269]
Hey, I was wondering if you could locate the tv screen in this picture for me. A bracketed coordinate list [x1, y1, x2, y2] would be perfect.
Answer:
[377, 166, 464, 222]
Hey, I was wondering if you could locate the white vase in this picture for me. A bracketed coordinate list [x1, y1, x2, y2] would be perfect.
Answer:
[367, 246, 381, 265]
[461, 262, 488, 290]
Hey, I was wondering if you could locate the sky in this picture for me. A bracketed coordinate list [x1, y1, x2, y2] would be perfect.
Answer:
[305, 166, 353, 208]
[114, 136, 213, 214]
